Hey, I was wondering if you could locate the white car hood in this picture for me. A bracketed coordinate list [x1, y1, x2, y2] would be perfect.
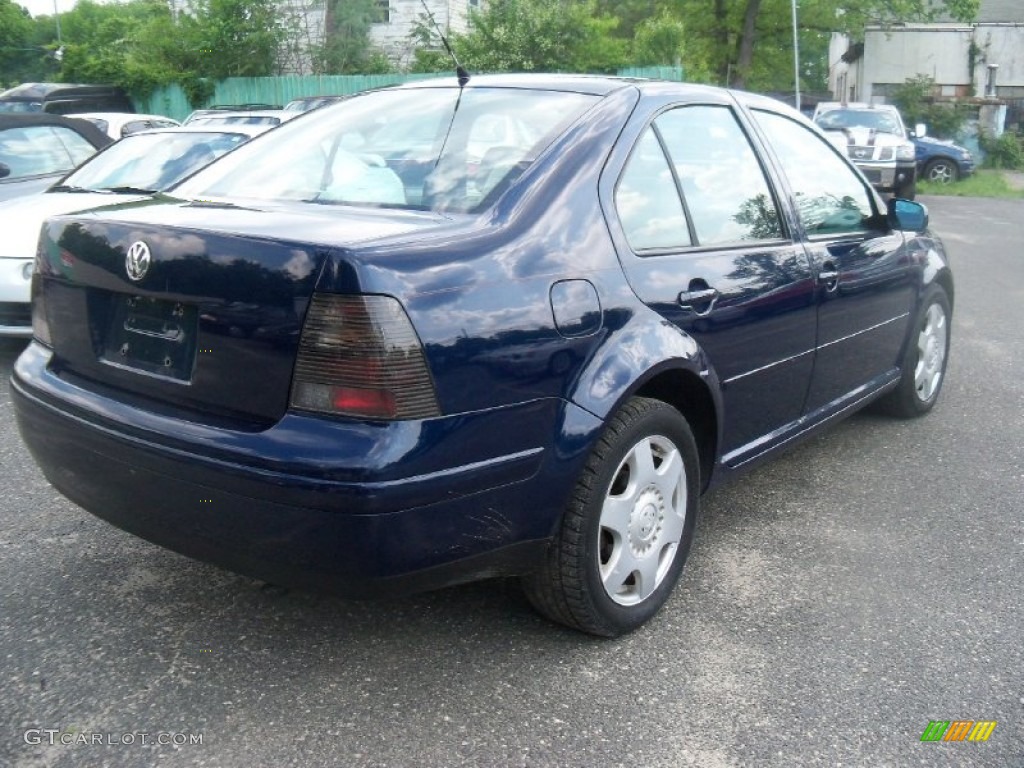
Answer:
[0, 192, 148, 259]
[823, 126, 904, 148]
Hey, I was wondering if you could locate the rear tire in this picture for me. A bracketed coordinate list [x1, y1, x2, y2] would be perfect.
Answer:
[522, 397, 700, 636]
[879, 284, 951, 418]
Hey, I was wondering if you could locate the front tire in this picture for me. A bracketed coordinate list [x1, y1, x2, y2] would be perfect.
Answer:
[894, 174, 917, 200]
[522, 397, 700, 636]
[923, 158, 959, 184]
[879, 284, 951, 418]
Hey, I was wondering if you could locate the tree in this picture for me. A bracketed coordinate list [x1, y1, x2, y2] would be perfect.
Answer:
[16, 0, 287, 105]
[46, 0, 181, 96]
[414, 0, 627, 74]
[669, 0, 980, 90]
[0, 0, 52, 86]
[890, 75, 969, 138]
[632, 11, 686, 67]
[314, 0, 392, 74]
[181, 0, 284, 78]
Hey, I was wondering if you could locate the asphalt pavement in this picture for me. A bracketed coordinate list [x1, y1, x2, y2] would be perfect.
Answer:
[1, 195, 1022, 767]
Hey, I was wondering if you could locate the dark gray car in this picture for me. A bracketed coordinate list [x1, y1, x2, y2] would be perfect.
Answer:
[0, 113, 111, 202]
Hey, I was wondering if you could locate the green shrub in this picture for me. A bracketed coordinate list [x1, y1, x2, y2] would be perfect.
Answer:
[980, 132, 1024, 170]
[890, 74, 969, 139]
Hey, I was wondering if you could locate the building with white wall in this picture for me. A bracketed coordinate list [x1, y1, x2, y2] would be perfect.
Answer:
[272, 0, 485, 74]
[368, 0, 482, 67]
[828, 0, 1024, 104]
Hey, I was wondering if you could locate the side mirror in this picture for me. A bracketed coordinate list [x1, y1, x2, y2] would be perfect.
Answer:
[914, 123, 927, 138]
[0, 162, 10, 179]
[888, 198, 929, 232]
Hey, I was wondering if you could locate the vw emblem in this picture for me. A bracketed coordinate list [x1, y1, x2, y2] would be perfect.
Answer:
[125, 241, 152, 282]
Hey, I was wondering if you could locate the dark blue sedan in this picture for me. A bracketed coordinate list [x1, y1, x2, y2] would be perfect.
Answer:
[11, 75, 952, 636]
[913, 133, 975, 184]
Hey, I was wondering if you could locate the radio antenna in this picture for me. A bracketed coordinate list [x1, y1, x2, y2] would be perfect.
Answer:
[419, 0, 470, 87]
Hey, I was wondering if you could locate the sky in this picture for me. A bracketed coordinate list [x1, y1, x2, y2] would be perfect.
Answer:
[18, 0, 112, 18]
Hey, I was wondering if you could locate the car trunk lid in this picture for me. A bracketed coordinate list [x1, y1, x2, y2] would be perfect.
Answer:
[36, 199, 450, 427]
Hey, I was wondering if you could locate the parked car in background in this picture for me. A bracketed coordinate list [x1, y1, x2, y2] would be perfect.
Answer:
[182, 104, 282, 124]
[813, 102, 918, 199]
[183, 110, 286, 128]
[13, 75, 952, 637]
[912, 131, 975, 184]
[0, 83, 134, 115]
[0, 125, 266, 337]
[0, 113, 110, 203]
[283, 95, 348, 114]
[76, 112, 181, 140]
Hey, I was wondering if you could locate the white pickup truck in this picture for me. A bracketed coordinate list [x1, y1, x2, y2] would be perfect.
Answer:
[813, 102, 918, 199]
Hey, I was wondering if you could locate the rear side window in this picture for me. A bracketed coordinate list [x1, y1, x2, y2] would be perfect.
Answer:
[655, 105, 783, 245]
[615, 128, 692, 251]
[753, 110, 875, 235]
[0, 125, 95, 179]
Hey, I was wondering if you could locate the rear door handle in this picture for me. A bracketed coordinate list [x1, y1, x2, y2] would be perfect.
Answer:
[678, 286, 719, 315]
[818, 261, 840, 291]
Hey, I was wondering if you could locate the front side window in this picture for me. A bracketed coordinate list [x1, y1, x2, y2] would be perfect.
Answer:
[0, 125, 95, 179]
[0, 101, 43, 113]
[753, 110, 875, 236]
[176, 87, 598, 214]
[655, 105, 783, 245]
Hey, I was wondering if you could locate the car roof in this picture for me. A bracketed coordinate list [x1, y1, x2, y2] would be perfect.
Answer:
[394, 74, 804, 115]
[287, 95, 345, 103]
[192, 109, 284, 118]
[74, 112, 178, 122]
[0, 82, 125, 100]
[395, 73, 654, 96]
[0, 112, 112, 146]
[132, 124, 271, 138]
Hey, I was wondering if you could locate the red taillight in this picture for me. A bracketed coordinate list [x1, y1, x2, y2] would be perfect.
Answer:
[332, 387, 397, 417]
[289, 294, 440, 420]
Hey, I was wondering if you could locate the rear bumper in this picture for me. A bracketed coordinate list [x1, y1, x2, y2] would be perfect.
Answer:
[12, 342, 603, 596]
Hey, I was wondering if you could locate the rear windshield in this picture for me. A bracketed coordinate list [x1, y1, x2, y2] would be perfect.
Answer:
[175, 86, 600, 213]
[64, 131, 250, 191]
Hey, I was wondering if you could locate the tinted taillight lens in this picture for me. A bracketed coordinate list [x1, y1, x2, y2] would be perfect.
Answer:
[31, 274, 52, 347]
[290, 294, 440, 420]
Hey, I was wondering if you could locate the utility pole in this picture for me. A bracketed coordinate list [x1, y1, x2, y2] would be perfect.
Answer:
[791, 0, 801, 111]
[53, 0, 63, 46]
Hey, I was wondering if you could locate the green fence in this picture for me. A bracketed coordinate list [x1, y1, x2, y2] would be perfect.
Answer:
[137, 67, 684, 121]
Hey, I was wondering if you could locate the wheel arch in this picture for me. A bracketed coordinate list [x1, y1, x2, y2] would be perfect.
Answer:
[932, 267, 954, 311]
[566, 315, 723, 493]
[632, 368, 718, 492]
